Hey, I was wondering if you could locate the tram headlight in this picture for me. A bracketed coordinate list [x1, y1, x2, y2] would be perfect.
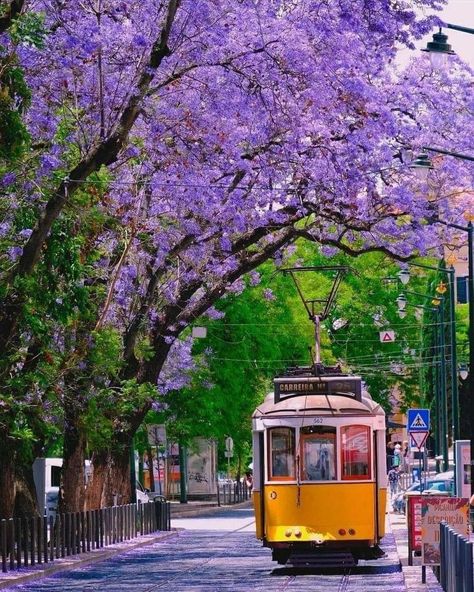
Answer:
[349, 529, 356, 536]
[285, 529, 292, 537]
[338, 528, 346, 536]
[294, 529, 302, 538]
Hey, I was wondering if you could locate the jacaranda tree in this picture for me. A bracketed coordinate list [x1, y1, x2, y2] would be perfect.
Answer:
[1, 0, 473, 516]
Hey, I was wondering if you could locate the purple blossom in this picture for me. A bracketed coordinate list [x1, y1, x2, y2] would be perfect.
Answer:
[1, 172, 16, 187]
[263, 288, 276, 301]
[7, 246, 22, 261]
[18, 228, 33, 240]
[249, 271, 261, 286]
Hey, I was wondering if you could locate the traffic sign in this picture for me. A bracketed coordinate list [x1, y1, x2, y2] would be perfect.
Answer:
[147, 424, 166, 447]
[379, 330, 395, 343]
[410, 432, 429, 449]
[407, 409, 430, 432]
[225, 436, 234, 452]
[224, 451, 233, 458]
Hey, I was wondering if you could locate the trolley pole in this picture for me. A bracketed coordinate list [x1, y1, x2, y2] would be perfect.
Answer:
[314, 314, 321, 364]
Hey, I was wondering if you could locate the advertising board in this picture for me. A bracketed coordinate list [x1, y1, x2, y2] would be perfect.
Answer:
[421, 497, 469, 565]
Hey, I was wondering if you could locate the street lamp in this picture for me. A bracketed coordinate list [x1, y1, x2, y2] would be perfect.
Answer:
[422, 23, 474, 71]
[396, 294, 407, 311]
[459, 365, 469, 381]
[409, 153, 434, 180]
[422, 28, 455, 70]
[398, 269, 410, 286]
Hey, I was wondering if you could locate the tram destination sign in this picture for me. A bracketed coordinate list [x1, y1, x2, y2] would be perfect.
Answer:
[274, 377, 361, 402]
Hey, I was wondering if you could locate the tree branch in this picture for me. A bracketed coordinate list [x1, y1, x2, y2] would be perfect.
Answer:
[0, 0, 24, 34]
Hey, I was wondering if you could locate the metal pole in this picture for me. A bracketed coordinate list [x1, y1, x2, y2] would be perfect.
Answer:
[448, 267, 460, 441]
[130, 438, 137, 504]
[439, 299, 449, 472]
[179, 444, 187, 504]
[434, 316, 441, 470]
[468, 222, 474, 498]
[314, 315, 321, 364]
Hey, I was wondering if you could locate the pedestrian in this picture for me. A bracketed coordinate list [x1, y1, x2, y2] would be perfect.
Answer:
[402, 440, 409, 472]
[386, 441, 395, 473]
[392, 443, 402, 468]
[245, 471, 253, 491]
[388, 466, 400, 497]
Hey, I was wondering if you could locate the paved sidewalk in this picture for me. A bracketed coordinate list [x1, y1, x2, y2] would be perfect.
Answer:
[0, 501, 250, 590]
[0, 499, 445, 591]
[388, 503, 443, 592]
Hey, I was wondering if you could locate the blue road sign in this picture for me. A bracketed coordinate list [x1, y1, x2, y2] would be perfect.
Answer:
[407, 408, 430, 432]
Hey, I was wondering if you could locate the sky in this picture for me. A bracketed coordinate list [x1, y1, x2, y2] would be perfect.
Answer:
[398, 0, 474, 68]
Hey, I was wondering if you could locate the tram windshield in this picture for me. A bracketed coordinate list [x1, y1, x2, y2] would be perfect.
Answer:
[341, 425, 371, 480]
[269, 427, 295, 479]
[300, 426, 336, 481]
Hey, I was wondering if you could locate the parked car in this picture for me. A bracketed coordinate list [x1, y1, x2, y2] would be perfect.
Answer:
[391, 470, 454, 514]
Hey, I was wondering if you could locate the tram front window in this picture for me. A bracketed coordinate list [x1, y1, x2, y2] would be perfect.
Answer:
[300, 426, 336, 481]
[269, 428, 295, 479]
[341, 425, 371, 480]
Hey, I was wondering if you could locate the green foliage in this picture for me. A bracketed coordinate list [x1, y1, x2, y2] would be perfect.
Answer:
[9, 13, 46, 48]
[162, 244, 455, 473]
[89, 329, 123, 376]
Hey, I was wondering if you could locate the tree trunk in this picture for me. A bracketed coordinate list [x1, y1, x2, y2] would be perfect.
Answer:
[86, 450, 109, 510]
[14, 464, 40, 518]
[0, 439, 16, 518]
[86, 438, 132, 509]
[103, 439, 132, 507]
[59, 406, 86, 513]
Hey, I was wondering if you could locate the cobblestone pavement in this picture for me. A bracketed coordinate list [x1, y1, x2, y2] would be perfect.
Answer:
[1, 507, 412, 592]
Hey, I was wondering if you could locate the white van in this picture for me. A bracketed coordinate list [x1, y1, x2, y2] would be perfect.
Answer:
[33, 458, 151, 517]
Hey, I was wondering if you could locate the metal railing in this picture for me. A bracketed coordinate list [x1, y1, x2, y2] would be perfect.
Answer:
[217, 481, 251, 506]
[439, 521, 473, 592]
[0, 499, 170, 574]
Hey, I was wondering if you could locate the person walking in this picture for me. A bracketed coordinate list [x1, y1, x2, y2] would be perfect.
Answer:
[388, 466, 400, 497]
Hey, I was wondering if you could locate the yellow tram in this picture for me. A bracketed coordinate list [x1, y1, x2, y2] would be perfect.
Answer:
[252, 366, 387, 567]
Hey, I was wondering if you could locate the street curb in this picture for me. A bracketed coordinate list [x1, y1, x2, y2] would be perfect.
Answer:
[170, 500, 252, 519]
[0, 531, 178, 590]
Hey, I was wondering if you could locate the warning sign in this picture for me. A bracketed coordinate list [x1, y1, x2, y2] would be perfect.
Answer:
[407, 409, 430, 432]
[410, 432, 428, 449]
[379, 330, 395, 343]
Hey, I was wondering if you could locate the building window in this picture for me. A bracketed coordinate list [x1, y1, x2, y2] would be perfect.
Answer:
[300, 426, 336, 481]
[269, 427, 295, 479]
[341, 425, 371, 480]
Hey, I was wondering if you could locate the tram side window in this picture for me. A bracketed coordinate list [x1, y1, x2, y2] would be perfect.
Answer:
[300, 426, 336, 481]
[341, 425, 371, 480]
[269, 428, 295, 479]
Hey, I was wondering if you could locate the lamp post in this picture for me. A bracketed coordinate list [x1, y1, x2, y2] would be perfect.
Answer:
[409, 143, 474, 492]
[396, 287, 448, 469]
[398, 263, 459, 442]
[422, 23, 474, 71]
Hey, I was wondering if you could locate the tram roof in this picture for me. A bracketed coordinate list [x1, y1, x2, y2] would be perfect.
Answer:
[253, 392, 384, 418]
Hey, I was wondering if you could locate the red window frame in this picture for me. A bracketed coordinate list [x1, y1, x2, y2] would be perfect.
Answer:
[340, 425, 371, 480]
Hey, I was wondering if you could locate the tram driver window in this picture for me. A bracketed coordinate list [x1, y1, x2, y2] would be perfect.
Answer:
[300, 426, 336, 481]
[269, 428, 295, 479]
[341, 425, 371, 480]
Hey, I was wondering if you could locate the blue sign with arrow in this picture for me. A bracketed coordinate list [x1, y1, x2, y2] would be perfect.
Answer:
[407, 408, 430, 432]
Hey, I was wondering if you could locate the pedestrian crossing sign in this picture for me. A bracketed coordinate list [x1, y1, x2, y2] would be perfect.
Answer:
[407, 408, 430, 432]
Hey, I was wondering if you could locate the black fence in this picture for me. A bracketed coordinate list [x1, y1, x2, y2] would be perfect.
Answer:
[439, 521, 473, 592]
[217, 481, 251, 506]
[1, 499, 170, 574]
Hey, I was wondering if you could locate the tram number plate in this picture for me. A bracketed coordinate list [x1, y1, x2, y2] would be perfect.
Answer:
[313, 417, 323, 424]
